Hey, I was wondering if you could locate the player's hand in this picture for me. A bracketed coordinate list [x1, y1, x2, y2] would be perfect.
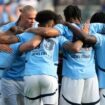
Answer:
[10, 26, 24, 34]
[0, 44, 12, 53]
[25, 28, 35, 33]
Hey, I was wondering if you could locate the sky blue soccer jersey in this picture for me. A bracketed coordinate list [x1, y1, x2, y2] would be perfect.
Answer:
[90, 23, 105, 34]
[0, 43, 21, 69]
[0, 21, 38, 80]
[0, 21, 16, 32]
[17, 32, 68, 78]
[94, 34, 105, 88]
[53, 24, 74, 65]
[0, 21, 25, 80]
[0, 20, 39, 80]
[89, 24, 105, 88]
[0, 21, 17, 78]
[54, 24, 96, 79]
[2, 43, 25, 80]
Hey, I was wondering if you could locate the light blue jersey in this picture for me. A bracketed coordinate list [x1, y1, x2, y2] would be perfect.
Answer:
[0, 21, 16, 32]
[62, 47, 95, 79]
[53, 23, 82, 64]
[90, 23, 105, 34]
[17, 32, 68, 78]
[0, 21, 17, 78]
[89, 24, 105, 88]
[54, 24, 73, 40]
[54, 24, 96, 79]
[2, 43, 25, 80]
[0, 43, 21, 69]
[0, 21, 25, 80]
[53, 24, 73, 65]
[93, 33, 105, 88]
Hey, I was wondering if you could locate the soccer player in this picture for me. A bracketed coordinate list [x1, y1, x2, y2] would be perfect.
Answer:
[65, 13, 105, 105]
[17, 10, 83, 105]
[90, 11, 105, 23]
[0, 5, 38, 105]
[0, 5, 98, 105]
[0, 27, 24, 105]
[63, 20, 105, 105]
[25, 5, 100, 105]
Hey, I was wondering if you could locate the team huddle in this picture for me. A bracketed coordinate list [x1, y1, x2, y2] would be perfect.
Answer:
[0, 4, 105, 105]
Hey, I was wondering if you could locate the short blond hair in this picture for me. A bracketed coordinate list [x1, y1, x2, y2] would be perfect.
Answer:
[19, 5, 36, 14]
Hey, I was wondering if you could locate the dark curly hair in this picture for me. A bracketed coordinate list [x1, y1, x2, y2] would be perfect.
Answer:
[90, 11, 105, 23]
[35, 10, 57, 25]
[64, 5, 81, 22]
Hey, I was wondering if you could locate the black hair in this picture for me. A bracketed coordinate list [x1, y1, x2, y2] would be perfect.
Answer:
[35, 10, 57, 25]
[55, 14, 64, 24]
[90, 11, 105, 23]
[64, 5, 81, 22]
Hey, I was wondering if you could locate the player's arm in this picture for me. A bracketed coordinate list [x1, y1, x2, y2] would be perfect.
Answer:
[19, 35, 42, 53]
[0, 34, 19, 44]
[64, 22, 97, 45]
[26, 27, 60, 38]
[0, 44, 12, 52]
[0, 26, 24, 44]
[63, 40, 83, 53]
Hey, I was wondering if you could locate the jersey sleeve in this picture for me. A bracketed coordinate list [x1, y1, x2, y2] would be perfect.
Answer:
[54, 24, 65, 35]
[16, 32, 34, 43]
[10, 42, 23, 54]
[58, 36, 69, 48]
[93, 33, 105, 47]
[90, 23, 104, 34]
[54, 24, 73, 40]
[0, 22, 16, 32]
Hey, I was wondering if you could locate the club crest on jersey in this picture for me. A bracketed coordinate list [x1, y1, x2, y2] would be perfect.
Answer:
[44, 39, 55, 51]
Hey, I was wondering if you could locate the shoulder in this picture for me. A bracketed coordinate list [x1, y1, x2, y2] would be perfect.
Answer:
[0, 21, 17, 32]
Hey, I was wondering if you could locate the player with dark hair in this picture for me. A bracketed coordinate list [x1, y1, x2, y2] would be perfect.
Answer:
[25, 5, 99, 105]
[64, 5, 81, 24]
[90, 11, 105, 23]
[0, 5, 99, 105]
[64, 14, 105, 105]
[17, 10, 83, 105]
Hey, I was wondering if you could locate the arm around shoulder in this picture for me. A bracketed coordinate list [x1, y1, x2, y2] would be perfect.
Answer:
[26, 27, 60, 37]
[63, 40, 83, 53]
[19, 35, 42, 53]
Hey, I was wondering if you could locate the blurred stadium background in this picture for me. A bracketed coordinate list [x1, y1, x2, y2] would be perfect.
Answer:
[0, 0, 105, 25]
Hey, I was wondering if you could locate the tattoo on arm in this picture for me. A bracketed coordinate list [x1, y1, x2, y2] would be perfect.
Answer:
[0, 35, 19, 44]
